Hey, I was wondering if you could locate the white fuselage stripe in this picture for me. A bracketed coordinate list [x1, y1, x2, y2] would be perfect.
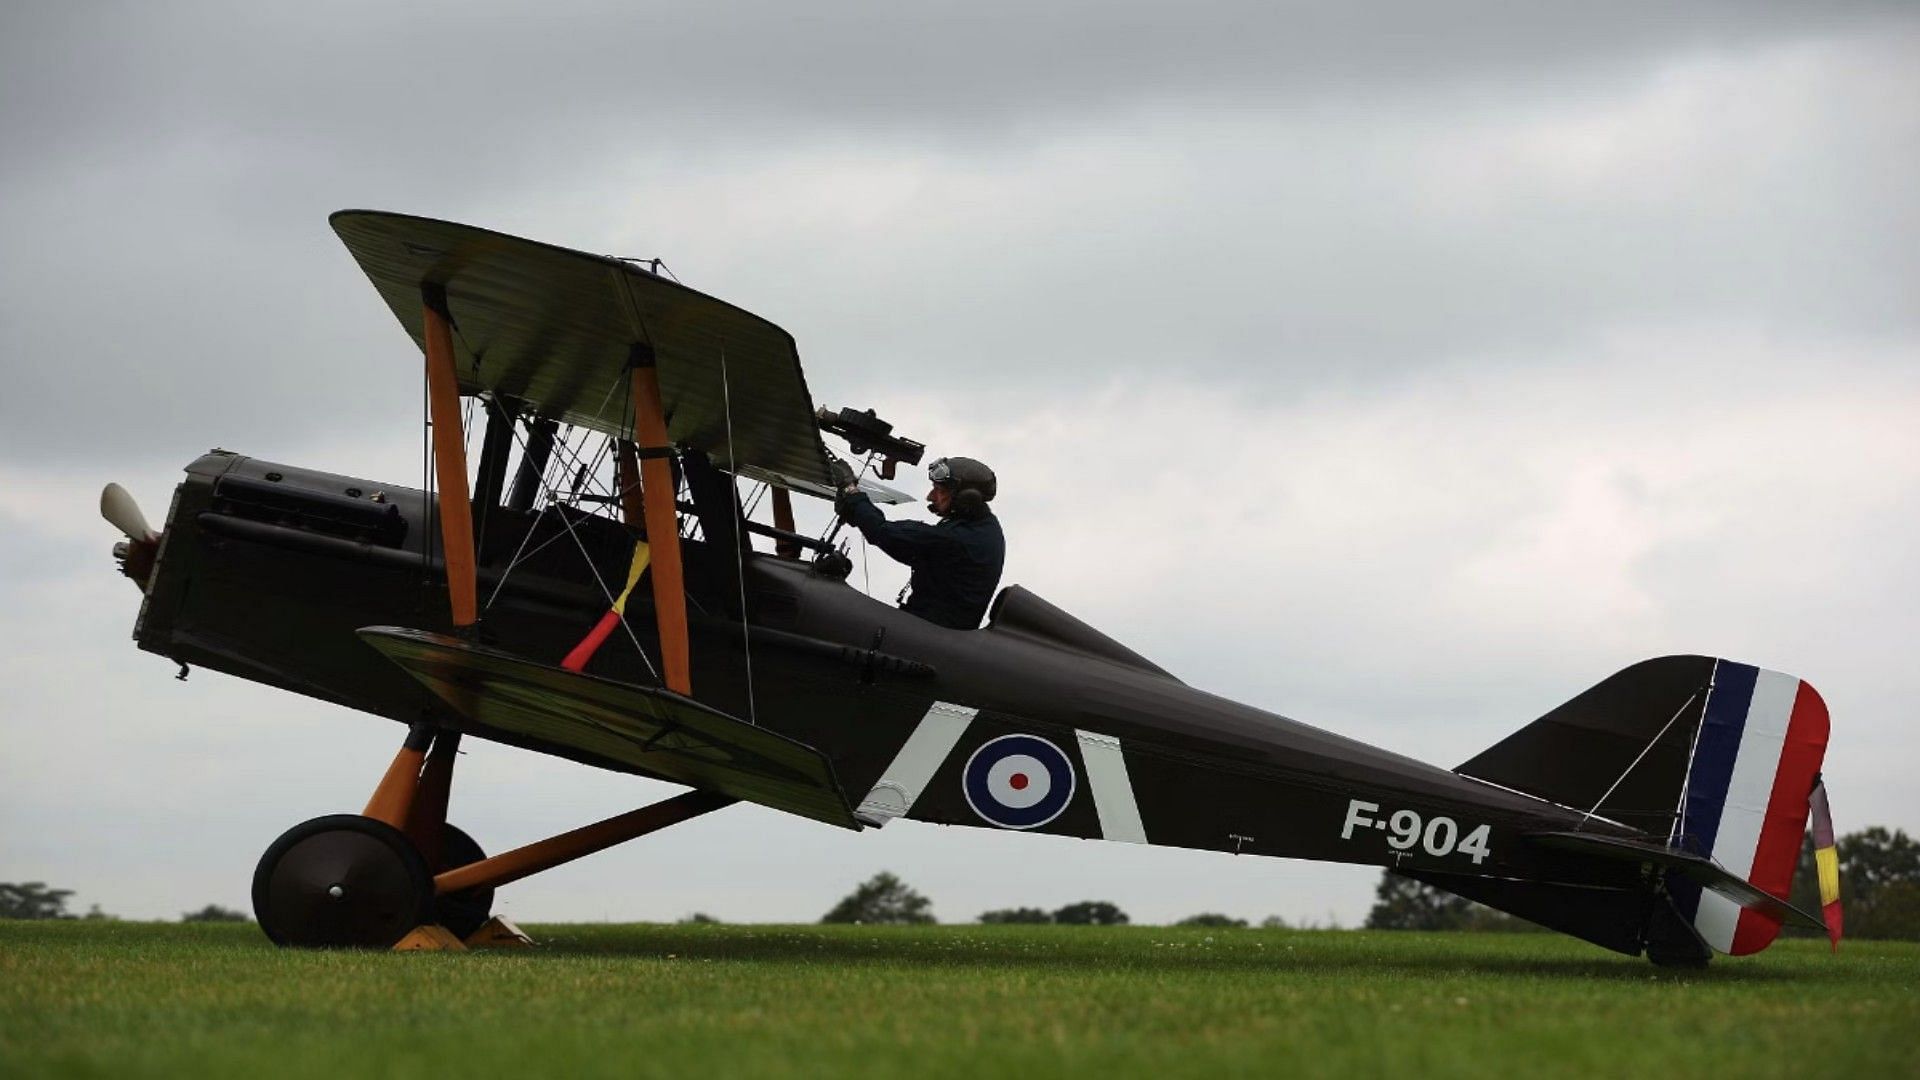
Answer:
[1075, 729, 1147, 844]
[1693, 669, 1800, 952]
[856, 701, 978, 825]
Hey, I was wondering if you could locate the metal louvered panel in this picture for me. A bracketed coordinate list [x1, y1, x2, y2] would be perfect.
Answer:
[330, 210, 836, 490]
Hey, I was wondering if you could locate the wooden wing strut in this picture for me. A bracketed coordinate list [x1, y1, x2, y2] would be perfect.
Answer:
[614, 440, 644, 530]
[422, 285, 478, 629]
[630, 344, 691, 694]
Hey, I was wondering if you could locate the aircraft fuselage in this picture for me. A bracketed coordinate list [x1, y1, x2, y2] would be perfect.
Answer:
[134, 450, 1638, 891]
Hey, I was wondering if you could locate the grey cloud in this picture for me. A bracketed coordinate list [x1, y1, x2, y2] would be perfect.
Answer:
[5, 2, 1905, 168]
[4, 4, 1915, 466]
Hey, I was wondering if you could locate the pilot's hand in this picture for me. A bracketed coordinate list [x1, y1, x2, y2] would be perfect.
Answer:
[828, 457, 858, 492]
[829, 459, 863, 517]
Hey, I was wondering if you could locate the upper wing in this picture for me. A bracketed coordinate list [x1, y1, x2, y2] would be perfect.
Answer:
[330, 209, 836, 493]
[359, 626, 859, 830]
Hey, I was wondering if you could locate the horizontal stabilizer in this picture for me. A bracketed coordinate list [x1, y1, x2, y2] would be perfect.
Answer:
[1527, 831, 1824, 933]
[360, 627, 859, 830]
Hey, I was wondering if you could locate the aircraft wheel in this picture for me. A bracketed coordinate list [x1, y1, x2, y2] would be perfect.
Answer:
[433, 823, 494, 940]
[252, 814, 433, 948]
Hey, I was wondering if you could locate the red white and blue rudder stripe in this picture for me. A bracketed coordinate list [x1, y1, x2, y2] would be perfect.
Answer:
[1672, 660, 1830, 955]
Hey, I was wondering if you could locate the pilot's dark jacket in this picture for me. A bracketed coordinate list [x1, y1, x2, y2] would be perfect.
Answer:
[838, 493, 1005, 630]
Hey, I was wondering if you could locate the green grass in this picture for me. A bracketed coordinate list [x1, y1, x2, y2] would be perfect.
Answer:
[2, 922, 1915, 1078]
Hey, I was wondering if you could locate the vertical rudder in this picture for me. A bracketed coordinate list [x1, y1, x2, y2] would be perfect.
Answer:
[1672, 661, 1830, 955]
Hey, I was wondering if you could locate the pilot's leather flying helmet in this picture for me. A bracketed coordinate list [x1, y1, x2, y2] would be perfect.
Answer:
[929, 456, 996, 517]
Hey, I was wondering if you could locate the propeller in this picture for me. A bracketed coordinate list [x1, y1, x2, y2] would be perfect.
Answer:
[101, 482, 159, 543]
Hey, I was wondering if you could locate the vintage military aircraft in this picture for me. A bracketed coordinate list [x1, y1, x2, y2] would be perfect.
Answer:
[104, 210, 1840, 964]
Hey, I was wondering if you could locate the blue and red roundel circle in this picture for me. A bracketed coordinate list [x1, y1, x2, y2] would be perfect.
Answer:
[962, 734, 1076, 829]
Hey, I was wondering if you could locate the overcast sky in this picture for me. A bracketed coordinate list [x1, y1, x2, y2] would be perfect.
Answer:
[2, 3, 1916, 929]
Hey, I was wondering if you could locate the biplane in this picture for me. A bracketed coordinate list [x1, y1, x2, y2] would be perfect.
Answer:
[103, 210, 1841, 964]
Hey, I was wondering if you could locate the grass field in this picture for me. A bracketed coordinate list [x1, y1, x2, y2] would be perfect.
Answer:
[3, 921, 1916, 1078]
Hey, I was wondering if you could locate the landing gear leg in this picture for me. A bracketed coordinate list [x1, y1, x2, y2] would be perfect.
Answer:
[397, 731, 497, 938]
[252, 725, 732, 947]
[254, 723, 493, 948]
[433, 823, 493, 940]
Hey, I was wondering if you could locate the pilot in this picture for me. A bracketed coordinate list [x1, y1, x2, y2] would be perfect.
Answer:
[832, 456, 1005, 630]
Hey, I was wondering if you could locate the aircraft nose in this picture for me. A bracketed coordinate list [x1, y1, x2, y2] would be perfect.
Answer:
[102, 482, 161, 590]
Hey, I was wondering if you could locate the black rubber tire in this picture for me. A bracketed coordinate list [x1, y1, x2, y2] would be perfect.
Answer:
[433, 823, 494, 941]
[252, 814, 434, 949]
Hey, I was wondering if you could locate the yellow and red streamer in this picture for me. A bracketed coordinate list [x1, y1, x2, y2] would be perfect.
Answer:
[1809, 780, 1842, 951]
[560, 541, 652, 673]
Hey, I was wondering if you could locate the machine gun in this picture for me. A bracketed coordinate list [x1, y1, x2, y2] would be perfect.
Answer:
[815, 406, 924, 480]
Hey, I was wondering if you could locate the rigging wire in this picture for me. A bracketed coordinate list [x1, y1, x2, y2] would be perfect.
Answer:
[560, 370, 632, 508]
[1574, 691, 1698, 833]
[482, 375, 629, 606]
[720, 344, 757, 726]
[485, 516, 547, 608]
[429, 273, 688, 701]
[540, 423, 575, 505]
[549, 424, 618, 509]
[426, 304, 667, 697]
[1669, 668, 1721, 846]
[487, 413, 663, 685]
[742, 480, 769, 520]
[553, 526, 661, 682]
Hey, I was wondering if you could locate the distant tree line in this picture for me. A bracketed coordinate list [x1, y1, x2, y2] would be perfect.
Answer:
[1363, 873, 1538, 932]
[1, 883, 252, 924]
[821, 872, 937, 924]
[1, 882, 76, 920]
[829, 875, 1300, 928]
[1788, 827, 1920, 941]
[979, 900, 1131, 925]
[181, 904, 249, 923]
[1049, 901, 1130, 925]
[0, 883, 114, 922]
[1173, 913, 1247, 928]
[977, 906, 1051, 924]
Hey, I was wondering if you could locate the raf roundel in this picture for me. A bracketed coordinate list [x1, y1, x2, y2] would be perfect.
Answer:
[962, 734, 1076, 829]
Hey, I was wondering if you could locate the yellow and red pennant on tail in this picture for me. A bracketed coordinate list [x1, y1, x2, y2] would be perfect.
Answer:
[560, 541, 651, 673]
[1809, 779, 1843, 951]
